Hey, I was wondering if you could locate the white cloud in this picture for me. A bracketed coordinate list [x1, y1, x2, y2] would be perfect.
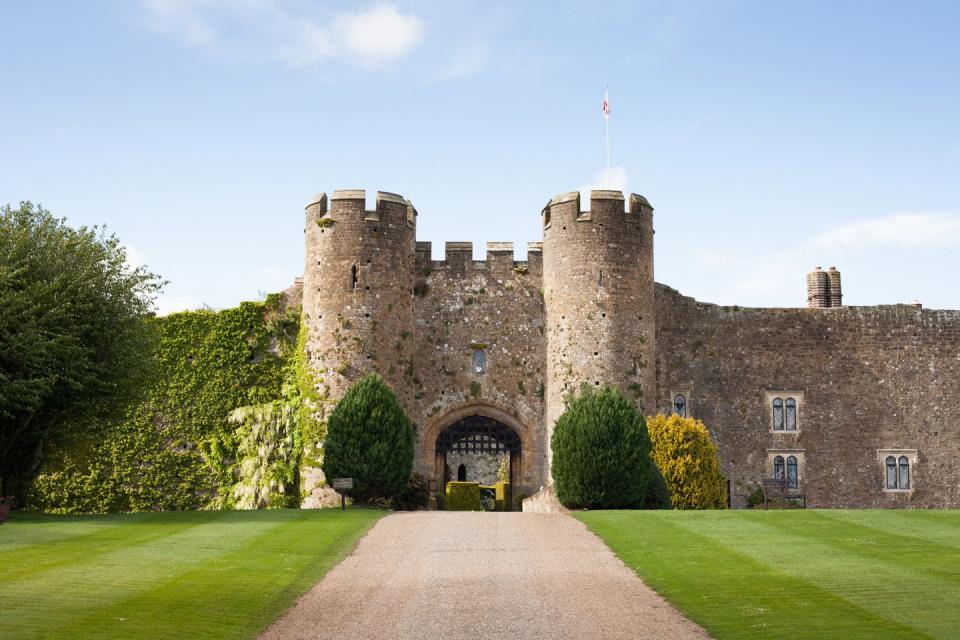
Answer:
[812, 213, 960, 250]
[580, 166, 629, 209]
[333, 4, 423, 67]
[138, 1, 423, 68]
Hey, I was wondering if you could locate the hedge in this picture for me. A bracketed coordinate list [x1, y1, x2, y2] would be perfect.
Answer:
[446, 481, 482, 511]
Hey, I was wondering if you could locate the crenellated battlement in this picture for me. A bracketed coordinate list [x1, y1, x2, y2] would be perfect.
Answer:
[542, 190, 653, 227]
[414, 240, 543, 278]
[308, 189, 417, 226]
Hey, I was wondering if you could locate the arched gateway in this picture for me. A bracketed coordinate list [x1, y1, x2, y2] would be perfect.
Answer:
[429, 411, 527, 509]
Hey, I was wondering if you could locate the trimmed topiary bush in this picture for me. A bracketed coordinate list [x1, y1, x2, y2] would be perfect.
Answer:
[647, 413, 726, 510]
[445, 481, 481, 511]
[321, 373, 414, 504]
[551, 386, 654, 509]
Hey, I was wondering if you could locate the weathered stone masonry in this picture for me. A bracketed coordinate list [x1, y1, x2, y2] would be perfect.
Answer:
[300, 188, 960, 508]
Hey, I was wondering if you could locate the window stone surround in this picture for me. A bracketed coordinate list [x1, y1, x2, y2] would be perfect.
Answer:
[877, 449, 918, 494]
[766, 449, 806, 486]
[765, 391, 804, 434]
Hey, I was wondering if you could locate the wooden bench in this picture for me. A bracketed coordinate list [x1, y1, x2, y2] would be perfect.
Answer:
[762, 477, 806, 509]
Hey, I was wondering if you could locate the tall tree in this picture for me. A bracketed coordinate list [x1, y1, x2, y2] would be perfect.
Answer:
[321, 373, 414, 504]
[0, 202, 163, 498]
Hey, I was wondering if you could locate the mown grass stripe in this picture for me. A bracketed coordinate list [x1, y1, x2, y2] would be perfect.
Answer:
[1, 509, 383, 640]
[58, 509, 381, 640]
[821, 509, 960, 550]
[578, 511, 960, 640]
[0, 512, 206, 583]
[661, 511, 960, 638]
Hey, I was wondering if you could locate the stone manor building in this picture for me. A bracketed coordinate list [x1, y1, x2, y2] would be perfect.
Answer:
[296, 188, 960, 508]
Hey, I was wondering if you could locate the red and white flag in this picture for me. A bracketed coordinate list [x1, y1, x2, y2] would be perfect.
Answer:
[602, 88, 610, 119]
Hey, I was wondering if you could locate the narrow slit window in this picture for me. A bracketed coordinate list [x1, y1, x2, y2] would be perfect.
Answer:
[472, 349, 486, 374]
[785, 398, 797, 431]
[351, 265, 358, 290]
[772, 397, 784, 430]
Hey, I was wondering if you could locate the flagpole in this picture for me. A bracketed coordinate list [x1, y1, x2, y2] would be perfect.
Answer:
[604, 87, 611, 188]
[606, 108, 610, 188]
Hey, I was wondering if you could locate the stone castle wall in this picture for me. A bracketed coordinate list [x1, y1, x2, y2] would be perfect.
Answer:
[300, 187, 960, 509]
[655, 284, 960, 508]
[410, 241, 546, 495]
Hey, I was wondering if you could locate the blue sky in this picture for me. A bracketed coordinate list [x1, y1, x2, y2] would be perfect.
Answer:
[2, 1, 958, 313]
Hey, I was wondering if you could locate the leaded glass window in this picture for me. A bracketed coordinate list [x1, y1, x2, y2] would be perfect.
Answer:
[787, 456, 798, 489]
[674, 394, 687, 418]
[773, 397, 784, 430]
[898, 456, 910, 489]
[785, 398, 797, 431]
[774, 456, 785, 480]
[886, 456, 897, 489]
[472, 349, 486, 374]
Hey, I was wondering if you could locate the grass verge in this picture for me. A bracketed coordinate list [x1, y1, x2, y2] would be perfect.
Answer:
[0, 508, 383, 640]
[577, 509, 960, 640]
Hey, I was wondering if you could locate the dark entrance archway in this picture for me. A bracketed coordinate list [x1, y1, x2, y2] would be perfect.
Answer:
[435, 414, 522, 509]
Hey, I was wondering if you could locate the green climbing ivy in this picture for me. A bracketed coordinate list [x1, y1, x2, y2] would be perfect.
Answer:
[29, 295, 305, 513]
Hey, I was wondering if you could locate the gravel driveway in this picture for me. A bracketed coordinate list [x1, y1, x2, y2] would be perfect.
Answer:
[258, 511, 710, 640]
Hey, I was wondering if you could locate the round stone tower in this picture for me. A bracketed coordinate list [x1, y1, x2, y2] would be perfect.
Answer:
[302, 189, 417, 410]
[541, 190, 656, 474]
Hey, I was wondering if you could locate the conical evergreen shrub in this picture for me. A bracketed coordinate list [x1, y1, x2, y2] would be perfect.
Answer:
[551, 386, 654, 509]
[321, 373, 414, 504]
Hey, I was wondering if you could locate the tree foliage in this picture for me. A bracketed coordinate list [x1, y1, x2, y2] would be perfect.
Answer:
[28, 299, 299, 513]
[321, 373, 414, 504]
[647, 413, 727, 510]
[551, 386, 654, 509]
[0, 202, 163, 498]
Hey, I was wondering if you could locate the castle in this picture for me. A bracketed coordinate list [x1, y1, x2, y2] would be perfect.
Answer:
[297, 189, 960, 508]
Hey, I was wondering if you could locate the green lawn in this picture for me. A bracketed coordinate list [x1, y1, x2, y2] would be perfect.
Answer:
[0, 508, 382, 640]
[577, 510, 960, 639]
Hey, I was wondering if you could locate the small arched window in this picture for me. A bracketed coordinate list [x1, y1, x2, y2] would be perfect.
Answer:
[785, 398, 797, 431]
[898, 456, 910, 490]
[772, 397, 784, 430]
[787, 455, 798, 489]
[472, 349, 486, 374]
[774, 456, 785, 481]
[457, 464, 467, 482]
[886, 456, 897, 489]
[673, 394, 687, 418]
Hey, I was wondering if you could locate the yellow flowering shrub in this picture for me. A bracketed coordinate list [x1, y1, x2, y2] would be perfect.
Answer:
[647, 413, 726, 510]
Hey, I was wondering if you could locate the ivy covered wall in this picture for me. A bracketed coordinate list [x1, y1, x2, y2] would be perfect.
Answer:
[29, 295, 317, 513]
